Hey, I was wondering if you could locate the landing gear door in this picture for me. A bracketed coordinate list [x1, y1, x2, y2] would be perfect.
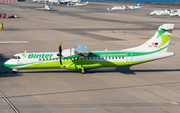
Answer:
[126, 52, 132, 65]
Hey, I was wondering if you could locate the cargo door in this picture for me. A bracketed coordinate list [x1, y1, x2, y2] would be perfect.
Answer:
[126, 52, 132, 65]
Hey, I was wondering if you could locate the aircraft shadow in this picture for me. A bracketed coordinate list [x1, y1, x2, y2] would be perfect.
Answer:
[15, 67, 180, 75]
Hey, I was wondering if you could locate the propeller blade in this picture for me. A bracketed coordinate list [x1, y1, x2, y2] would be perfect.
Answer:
[59, 42, 62, 66]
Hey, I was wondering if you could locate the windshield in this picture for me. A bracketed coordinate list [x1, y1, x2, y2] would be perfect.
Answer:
[11, 56, 20, 59]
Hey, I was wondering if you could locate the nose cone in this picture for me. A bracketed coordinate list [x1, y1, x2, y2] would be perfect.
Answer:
[4, 60, 11, 68]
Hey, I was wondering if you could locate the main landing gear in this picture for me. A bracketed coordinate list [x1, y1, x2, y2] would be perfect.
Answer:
[77, 68, 86, 74]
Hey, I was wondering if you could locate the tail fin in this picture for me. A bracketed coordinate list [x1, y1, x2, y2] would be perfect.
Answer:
[134, 2, 141, 7]
[122, 24, 174, 52]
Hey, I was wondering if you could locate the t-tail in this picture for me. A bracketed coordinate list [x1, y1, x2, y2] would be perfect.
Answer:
[122, 24, 174, 65]
[121, 24, 174, 59]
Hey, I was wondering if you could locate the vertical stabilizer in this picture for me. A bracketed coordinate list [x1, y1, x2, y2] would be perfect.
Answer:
[134, 2, 141, 7]
[121, 24, 174, 52]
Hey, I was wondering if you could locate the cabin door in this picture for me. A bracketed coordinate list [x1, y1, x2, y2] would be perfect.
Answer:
[126, 52, 132, 65]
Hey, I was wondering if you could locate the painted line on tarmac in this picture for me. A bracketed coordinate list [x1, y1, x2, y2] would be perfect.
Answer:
[98, 20, 107, 22]
[1, 71, 13, 73]
[61, 15, 69, 16]
[134, 25, 147, 27]
[144, 89, 179, 105]
[0, 91, 20, 113]
[114, 22, 126, 24]
[170, 102, 179, 105]
[83, 19, 92, 20]
[71, 16, 80, 18]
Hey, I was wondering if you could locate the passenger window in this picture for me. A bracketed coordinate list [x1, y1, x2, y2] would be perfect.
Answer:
[119, 57, 121, 59]
[122, 56, 124, 59]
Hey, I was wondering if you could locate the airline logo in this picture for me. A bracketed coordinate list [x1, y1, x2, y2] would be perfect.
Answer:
[23, 54, 54, 59]
[152, 42, 158, 45]
[149, 42, 158, 47]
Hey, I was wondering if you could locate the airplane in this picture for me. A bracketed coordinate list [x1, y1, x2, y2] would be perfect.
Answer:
[107, 2, 141, 11]
[43, 4, 53, 10]
[170, 11, 180, 17]
[150, 9, 171, 16]
[33, 0, 46, 3]
[33, 0, 60, 4]
[48, 0, 60, 4]
[34, 2, 53, 11]
[67, 1, 88, 6]
[4, 24, 175, 74]
[62, 0, 79, 4]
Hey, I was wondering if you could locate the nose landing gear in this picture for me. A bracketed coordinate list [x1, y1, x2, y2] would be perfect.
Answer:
[13, 69, 17, 73]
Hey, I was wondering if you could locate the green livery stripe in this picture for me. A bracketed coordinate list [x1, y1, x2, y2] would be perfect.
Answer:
[20, 59, 154, 70]
[4, 61, 40, 68]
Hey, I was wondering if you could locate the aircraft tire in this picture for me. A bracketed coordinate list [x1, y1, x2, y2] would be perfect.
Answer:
[81, 69, 85, 74]
[77, 68, 86, 74]
[13, 71, 17, 74]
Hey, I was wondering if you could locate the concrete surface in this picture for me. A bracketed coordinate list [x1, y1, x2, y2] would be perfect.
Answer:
[0, 2, 180, 113]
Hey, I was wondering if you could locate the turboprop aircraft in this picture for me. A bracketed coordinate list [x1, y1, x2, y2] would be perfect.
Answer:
[4, 24, 174, 74]
[107, 2, 141, 11]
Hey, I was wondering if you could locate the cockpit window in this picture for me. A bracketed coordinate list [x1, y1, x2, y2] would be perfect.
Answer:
[11, 56, 20, 59]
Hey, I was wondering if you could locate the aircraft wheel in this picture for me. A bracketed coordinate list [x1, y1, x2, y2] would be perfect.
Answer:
[77, 68, 86, 74]
[13, 71, 17, 74]
[81, 69, 85, 74]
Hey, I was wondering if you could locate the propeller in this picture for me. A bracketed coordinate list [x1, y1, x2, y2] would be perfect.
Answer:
[57, 42, 62, 66]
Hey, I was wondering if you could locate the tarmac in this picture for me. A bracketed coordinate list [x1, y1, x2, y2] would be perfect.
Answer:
[0, 1, 180, 113]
